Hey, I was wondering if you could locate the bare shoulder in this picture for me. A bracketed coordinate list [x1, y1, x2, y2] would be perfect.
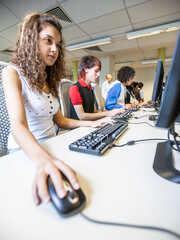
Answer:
[2, 65, 18, 76]
[2, 66, 21, 86]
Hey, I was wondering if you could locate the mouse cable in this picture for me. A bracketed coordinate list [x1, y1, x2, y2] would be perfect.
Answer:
[80, 212, 180, 239]
[131, 114, 153, 119]
[142, 109, 157, 113]
[113, 138, 167, 148]
[128, 121, 155, 127]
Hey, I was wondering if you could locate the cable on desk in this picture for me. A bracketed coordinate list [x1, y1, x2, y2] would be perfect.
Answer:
[80, 212, 180, 239]
[128, 121, 155, 127]
[168, 126, 180, 152]
[113, 138, 167, 147]
[131, 114, 153, 119]
[141, 109, 157, 113]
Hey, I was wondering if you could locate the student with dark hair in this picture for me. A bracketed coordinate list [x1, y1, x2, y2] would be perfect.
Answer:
[138, 82, 144, 102]
[125, 85, 133, 104]
[131, 81, 147, 104]
[69, 55, 125, 120]
[105, 66, 135, 110]
[131, 81, 141, 102]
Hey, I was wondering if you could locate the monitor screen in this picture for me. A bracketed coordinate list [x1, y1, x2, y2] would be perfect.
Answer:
[153, 30, 180, 184]
[151, 60, 164, 104]
[156, 30, 180, 129]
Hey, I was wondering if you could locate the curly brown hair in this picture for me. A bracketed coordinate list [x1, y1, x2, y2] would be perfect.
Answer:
[11, 12, 66, 98]
[117, 66, 135, 83]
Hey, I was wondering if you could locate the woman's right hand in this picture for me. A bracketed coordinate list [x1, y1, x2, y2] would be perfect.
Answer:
[32, 157, 80, 205]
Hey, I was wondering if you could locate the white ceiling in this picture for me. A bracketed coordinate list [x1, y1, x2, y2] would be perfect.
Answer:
[0, 0, 180, 74]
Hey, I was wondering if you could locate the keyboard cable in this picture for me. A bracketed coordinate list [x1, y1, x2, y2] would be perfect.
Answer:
[113, 138, 167, 147]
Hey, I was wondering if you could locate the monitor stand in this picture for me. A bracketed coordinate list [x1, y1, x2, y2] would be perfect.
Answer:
[153, 141, 180, 183]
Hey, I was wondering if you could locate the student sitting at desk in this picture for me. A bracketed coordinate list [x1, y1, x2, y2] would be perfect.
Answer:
[69, 55, 125, 120]
[131, 82, 148, 106]
[105, 66, 135, 110]
[138, 82, 144, 102]
[131, 81, 146, 104]
[2, 13, 115, 206]
[101, 73, 114, 100]
[131, 81, 141, 103]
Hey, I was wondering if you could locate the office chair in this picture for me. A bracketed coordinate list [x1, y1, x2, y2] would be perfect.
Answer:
[91, 83, 105, 111]
[59, 79, 74, 118]
[0, 61, 10, 157]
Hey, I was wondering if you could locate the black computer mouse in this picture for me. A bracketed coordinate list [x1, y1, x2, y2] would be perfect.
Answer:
[149, 115, 158, 121]
[47, 173, 86, 217]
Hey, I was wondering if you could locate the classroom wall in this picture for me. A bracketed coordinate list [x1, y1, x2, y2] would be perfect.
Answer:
[134, 65, 170, 102]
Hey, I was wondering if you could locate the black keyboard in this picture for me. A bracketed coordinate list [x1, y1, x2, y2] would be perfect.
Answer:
[130, 106, 140, 111]
[112, 109, 132, 121]
[69, 121, 128, 156]
[143, 104, 153, 108]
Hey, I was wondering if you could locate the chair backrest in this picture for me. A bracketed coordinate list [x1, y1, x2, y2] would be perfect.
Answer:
[59, 79, 74, 118]
[92, 84, 105, 111]
[0, 61, 10, 157]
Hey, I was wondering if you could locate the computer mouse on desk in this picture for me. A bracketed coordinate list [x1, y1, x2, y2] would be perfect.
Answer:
[47, 173, 86, 217]
[149, 115, 158, 121]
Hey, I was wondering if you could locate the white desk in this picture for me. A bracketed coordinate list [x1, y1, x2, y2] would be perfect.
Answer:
[0, 109, 180, 240]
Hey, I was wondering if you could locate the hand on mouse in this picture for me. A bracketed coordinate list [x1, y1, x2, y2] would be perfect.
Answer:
[32, 156, 80, 205]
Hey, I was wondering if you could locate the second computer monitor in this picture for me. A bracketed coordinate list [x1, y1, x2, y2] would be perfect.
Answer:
[153, 30, 180, 184]
[156, 30, 180, 129]
[151, 60, 164, 105]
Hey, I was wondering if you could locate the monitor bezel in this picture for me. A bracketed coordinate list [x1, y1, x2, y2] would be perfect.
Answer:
[151, 60, 164, 104]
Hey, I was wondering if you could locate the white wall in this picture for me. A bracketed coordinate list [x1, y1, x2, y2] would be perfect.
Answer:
[99, 56, 115, 87]
[134, 65, 170, 102]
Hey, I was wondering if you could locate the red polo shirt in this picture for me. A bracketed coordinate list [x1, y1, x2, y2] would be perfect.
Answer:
[69, 78, 93, 105]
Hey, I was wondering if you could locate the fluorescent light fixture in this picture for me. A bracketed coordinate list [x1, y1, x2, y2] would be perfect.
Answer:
[141, 59, 158, 64]
[141, 58, 172, 64]
[165, 57, 172, 62]
[66, 37, 111, 51]
[115, 61, 132, 66]
[127, 21, 180, 40]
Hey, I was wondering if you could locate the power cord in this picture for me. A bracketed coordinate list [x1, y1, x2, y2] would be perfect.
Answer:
[120, 124, 179, 151]
[168, 126, 180, 152]
[131, 114, 153, 119]
[113, 138, 167, 147]
[80, 212, 180, 239]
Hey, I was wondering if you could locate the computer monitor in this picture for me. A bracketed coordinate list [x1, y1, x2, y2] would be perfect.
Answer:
[153, 30, 180, 183]
[148, 60, 164, 120]
[151, 60, 164, 108]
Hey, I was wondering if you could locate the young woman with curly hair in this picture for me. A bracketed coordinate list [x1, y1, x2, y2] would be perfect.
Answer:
[2, 12, 112, 206]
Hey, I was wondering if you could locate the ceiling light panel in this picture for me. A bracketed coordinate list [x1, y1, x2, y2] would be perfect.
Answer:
[127, 21, 180, 40]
